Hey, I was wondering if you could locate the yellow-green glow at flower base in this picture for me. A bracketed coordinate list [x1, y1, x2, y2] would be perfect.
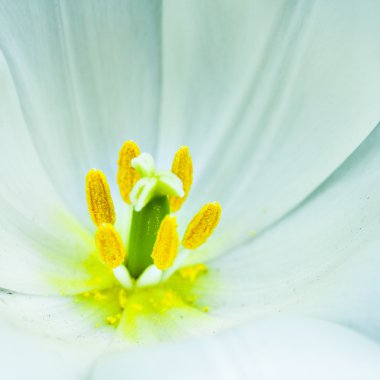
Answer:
[46, 141, 222, 341]
[75, 264, 210, 340]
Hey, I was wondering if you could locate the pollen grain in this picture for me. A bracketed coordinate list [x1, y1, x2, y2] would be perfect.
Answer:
[86, 169, 116, 226]
[169, 146, 193, 212]
[117, 140, 141, 204]
[151, 216, 179, 270]
[95, 224, 126, 269]
[182, 202, 221, 249]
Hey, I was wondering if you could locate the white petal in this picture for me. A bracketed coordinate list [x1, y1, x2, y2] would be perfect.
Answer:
[92, 318, 380, 380]
[0, 53, 115, 295]
[159, 0, 380, 246]
[201, 124, 380, 335]
[0, 292, 118, 358]
[161, 250, 187, 281]
[0, 314, 94, 380]
[0, 2, 160, 294]
[0, 1, 162, 224]
[0, 204, 115, 295]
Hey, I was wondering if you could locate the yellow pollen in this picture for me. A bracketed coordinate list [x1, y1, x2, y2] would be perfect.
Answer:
[151, 215, 179, 270]
[106, 313, 121, 326]
[169, 146, 193, 212]
[95, 224, 126, 269]
[179, 263, 208, 282]
[131, 303, 143, 311]
[93, 291, 107, 301]
[86, 169, 115, 226]
[117, 140, 141, 204]
[119, 288, 128, 309]
[182, 202, 222, 249]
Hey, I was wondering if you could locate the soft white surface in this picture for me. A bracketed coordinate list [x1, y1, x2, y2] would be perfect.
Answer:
[0, 52, 115, 295]
[92, 317, 380, 380]
[159, 0, 380, 251]
[202, 124, 380, 337]
[0, 0, 163, 226]
[0, 314, 99, 380]
[0, 291, 116, 344]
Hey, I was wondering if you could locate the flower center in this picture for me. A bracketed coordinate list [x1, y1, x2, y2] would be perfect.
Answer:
[83, 141, 221, 331]
[77, 263, 209, 338]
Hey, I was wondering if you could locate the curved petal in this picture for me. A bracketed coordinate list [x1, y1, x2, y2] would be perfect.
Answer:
[0, 1, 163, 224]
[199, 123, 380, 336]
[0, 205, 116, 295]
[158, 0, 380, 248]
[0, 52, 117, 295]
[92, 318, 380, 380]
[0, 315, 92, 380]
[0, 291, 117, 346]
[0, 300, 113, 380]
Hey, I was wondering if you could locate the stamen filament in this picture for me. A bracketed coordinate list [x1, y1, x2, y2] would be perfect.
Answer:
[86, 169, 115, 226]
[169, 146, 193, 212]
[117, 141, 141, 204]
[95, 224, 125, 269]
[151, 216, 179, 270]
[182, 202, 222, 249]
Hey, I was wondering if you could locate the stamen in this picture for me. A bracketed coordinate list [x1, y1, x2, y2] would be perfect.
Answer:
[169, 146, 193, 212]
[86, 169, 115, 226]
[182, 202, 222, 249]
[117, 140, 141, 204]
[151, 216, 179, 270]
[95, 224, 125, 269]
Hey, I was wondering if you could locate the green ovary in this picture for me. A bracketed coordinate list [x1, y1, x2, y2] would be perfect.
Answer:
[126, 196, 170, 278]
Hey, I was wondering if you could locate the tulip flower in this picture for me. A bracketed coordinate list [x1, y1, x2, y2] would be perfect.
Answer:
[0, 1, 379, 379]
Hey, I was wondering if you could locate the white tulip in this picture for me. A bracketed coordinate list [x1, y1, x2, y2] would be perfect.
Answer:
[0, 1, 379, 379]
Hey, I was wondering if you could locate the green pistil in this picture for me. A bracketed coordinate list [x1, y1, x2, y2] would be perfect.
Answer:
[126, 196, 170, 278]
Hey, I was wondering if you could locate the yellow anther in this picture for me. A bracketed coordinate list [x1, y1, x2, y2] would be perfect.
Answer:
[182, 202, 222, 249]
[86, 169, 115, 226]
[151, 216, 179, 270]
[169, 146, 193, 212]
[117, 140, 141, 204]
[95, 224, 125, 269]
